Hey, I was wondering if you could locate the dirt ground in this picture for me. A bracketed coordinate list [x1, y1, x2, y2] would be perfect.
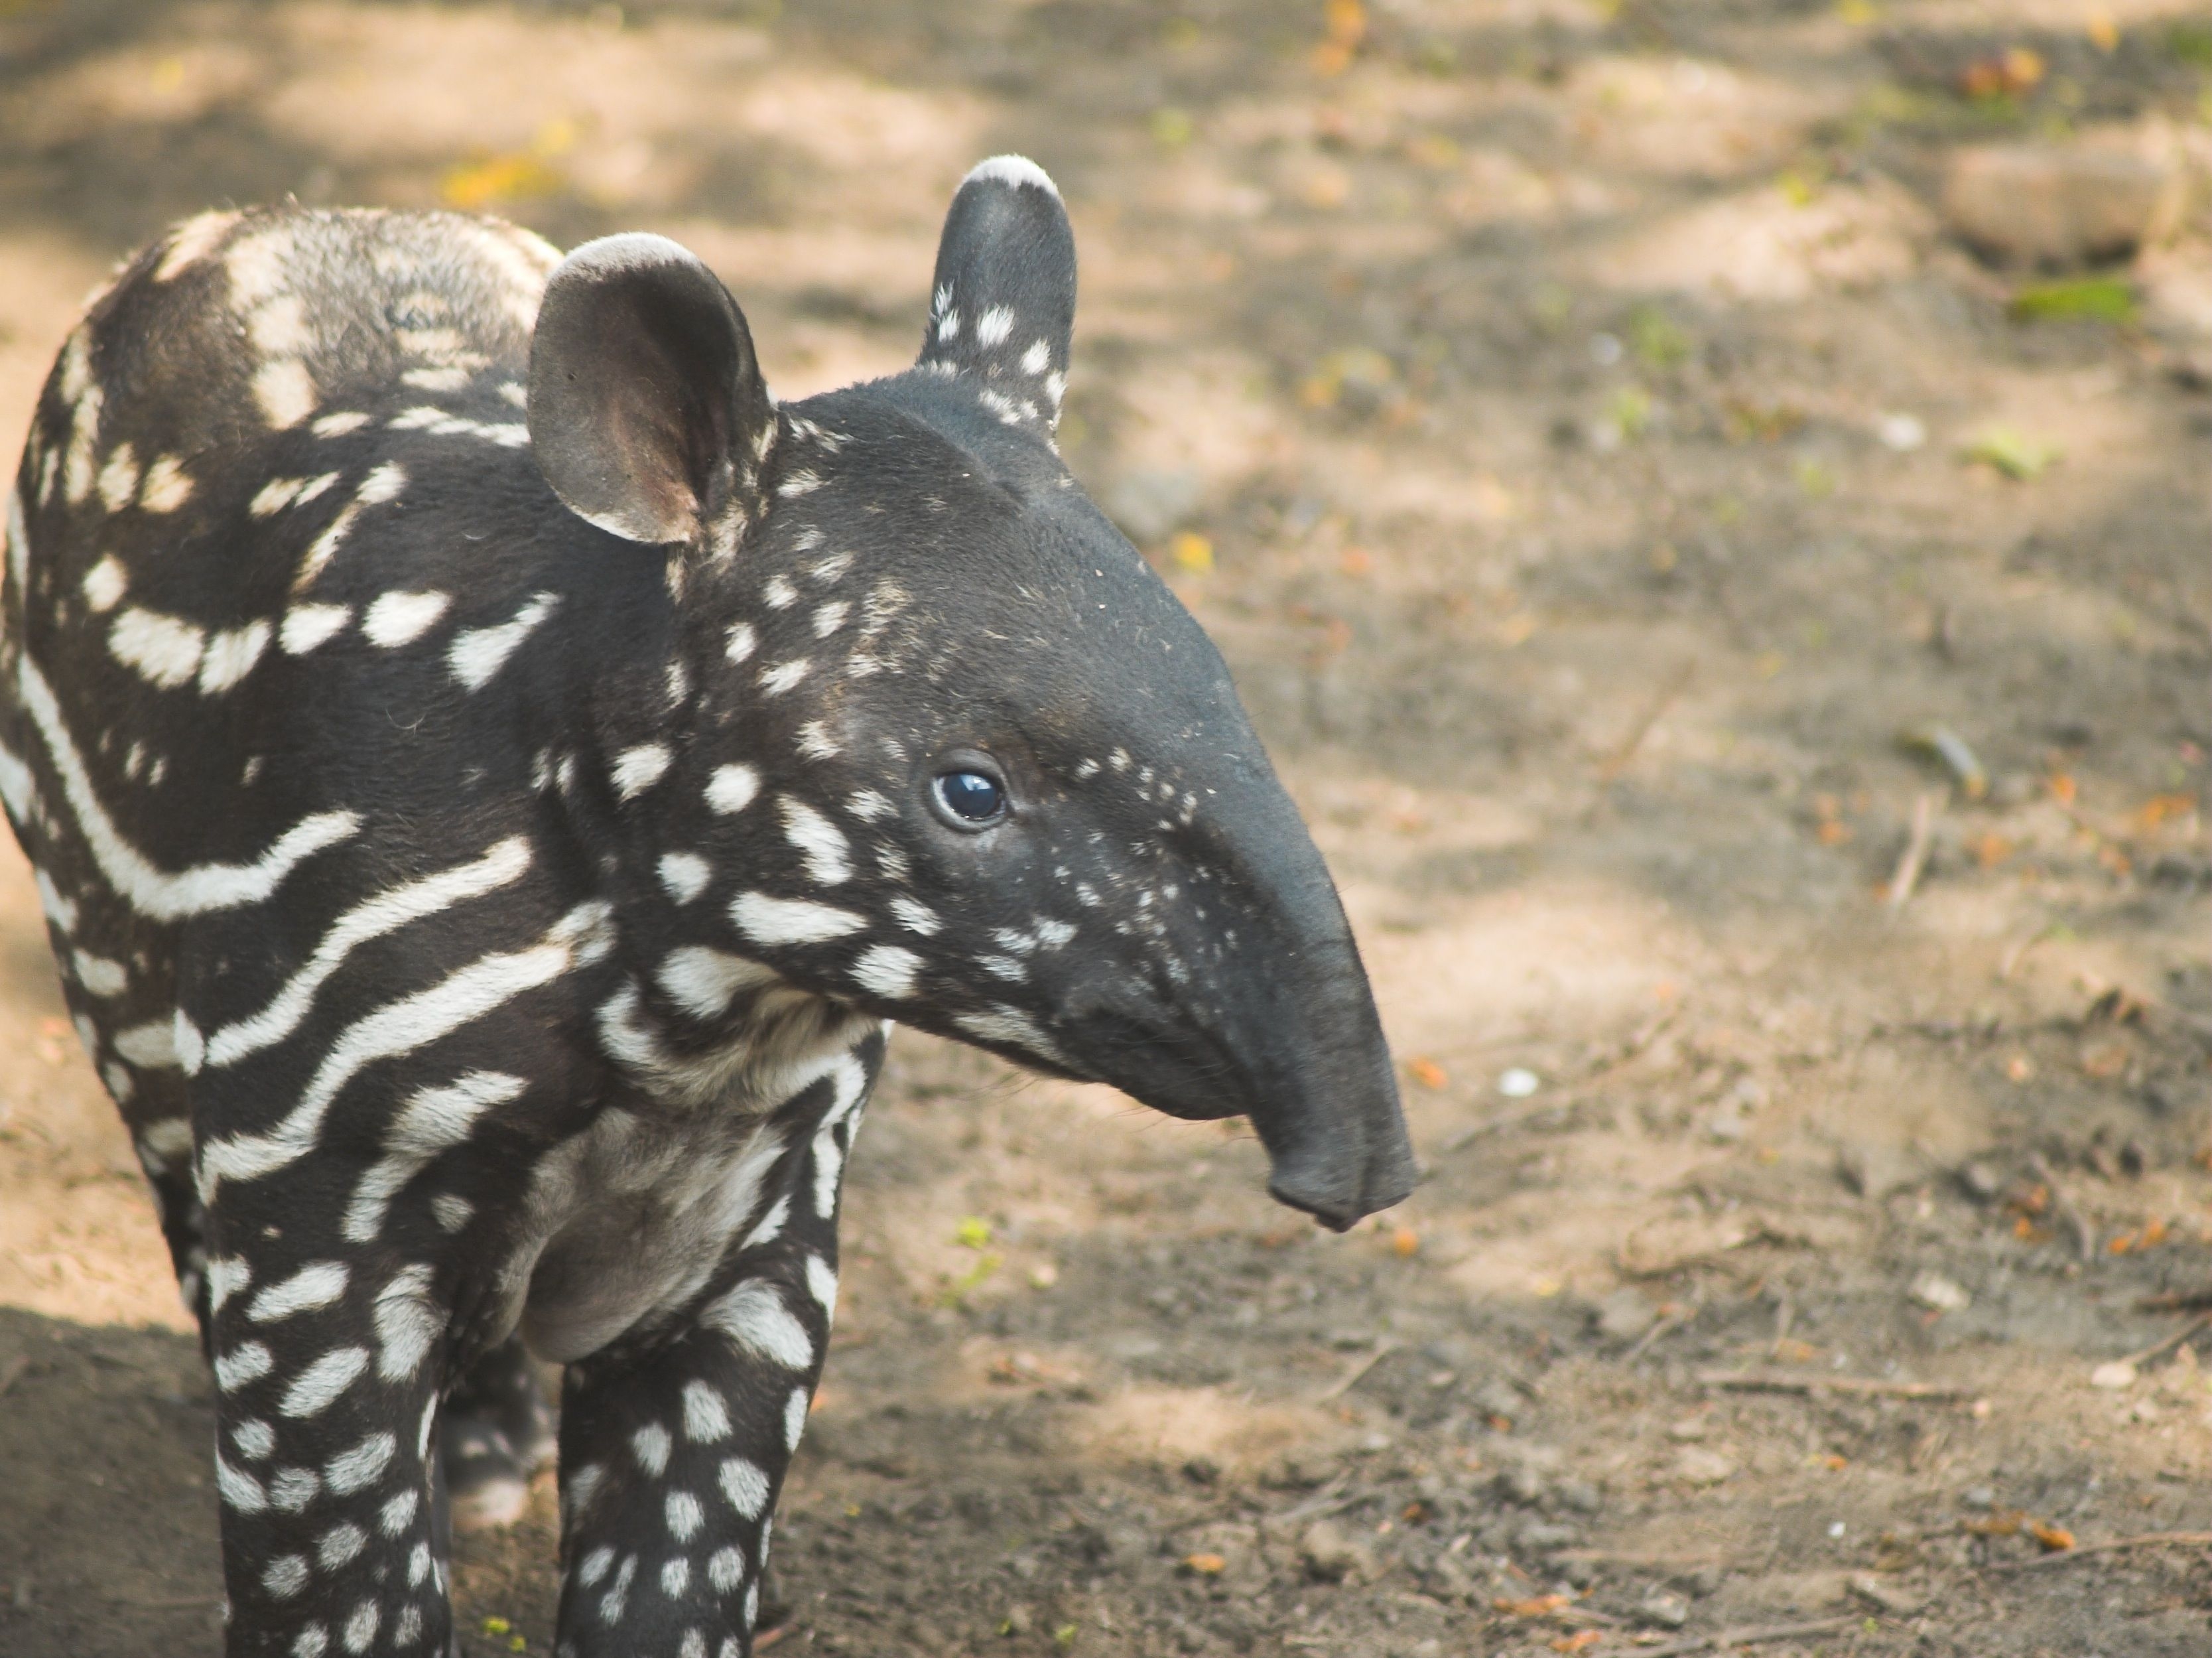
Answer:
[2, 1, 2210, 1654]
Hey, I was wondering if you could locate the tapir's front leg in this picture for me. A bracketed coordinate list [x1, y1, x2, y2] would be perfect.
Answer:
[203, 1183, 456, 1658]
[552, 1074, 864, 1658]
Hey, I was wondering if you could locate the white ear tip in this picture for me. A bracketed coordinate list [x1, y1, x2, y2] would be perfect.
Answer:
[552, 232, 699, 281]
[962, 155, 1061, 199]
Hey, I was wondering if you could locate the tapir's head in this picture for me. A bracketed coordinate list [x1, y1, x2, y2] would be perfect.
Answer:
[526, 157, 1413, 1229]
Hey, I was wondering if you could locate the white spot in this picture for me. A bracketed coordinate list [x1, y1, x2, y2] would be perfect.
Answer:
[707, 1545, 746, 1592]
[682, 1380, 732, 1443]
[108, 608, 205, 689]
[718, 1458, 770, 1519]
[311, 411, 371, 438]
[1021, 339, 1052, 376]
[401, 365, 469, 392]
[665, 1562, 695, 1602]
[759, 659, 811, 697]
[255, 360, 317, 429]
[154, 209, 237, 280]
[216, 1450, 267, 1511]
[579, 1547, 615, 1588]
[795, 721, 840, 760]
[763, 575, 798, 609]
[805, 1255, 838, 1316]
[138, 453, 193, 511]
[705, 764, 760, 815]
[658, 852, 712, 904]
[633, 1423, 673, 1476]
[317, 1523, 367, 1570]
[342, 1599, 379, 1654]
[73, 951, 127, 996]
[724, 622, 757, 664]
[381, 1489, 420, 1537]
[889, 896, 941, 935]
[779, 797, 850, 883]
[251, 295, 312, 356]
[263, 1556, 309, 1599]
[198, 621, 272, 694]
[955, 1005, 1065, 1065]
[976, 306, 1015, 348]
[612, 742, 673, 801]
[324, 1431, 397, 1495]
[448, 591, 560, 689]
[281, 604, 352, 655]
[811, 600, 848, 638]
[371, 1265, 444, 1381]
[248, 1261, 349, 1322]
[850, 944, 921, 1000]
[281, 1347, 370, 1417]
[666, 1491, 704, 1541]
[362, 590, 451, 648]
[730, 892, 866, 947]
[292, 1625, 328, 1658]
[657, 945, 778, 1019]
[231, 1417, 275, 1460]
[784, 1387, 810, 1450]
[845, 789, 893, 822]
[213, 1341, 273, 1392]
[777, 470, 821, 498]
[96, 443, 140, 512]
[702, 1280, 813, 1369]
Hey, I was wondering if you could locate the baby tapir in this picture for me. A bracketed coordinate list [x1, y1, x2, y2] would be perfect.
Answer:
[0, 155, 1414, 1657]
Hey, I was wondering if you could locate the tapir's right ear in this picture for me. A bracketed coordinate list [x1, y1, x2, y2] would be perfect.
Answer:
[528, 233, 775, 547]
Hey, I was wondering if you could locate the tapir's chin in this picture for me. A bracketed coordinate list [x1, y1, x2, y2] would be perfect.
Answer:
[1250, 1076, 1418, 1232]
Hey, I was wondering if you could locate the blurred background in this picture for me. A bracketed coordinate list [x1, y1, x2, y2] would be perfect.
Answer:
[0, 2, 2208, 1654]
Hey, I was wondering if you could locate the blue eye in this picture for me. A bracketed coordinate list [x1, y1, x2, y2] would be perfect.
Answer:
[933, 769, 1005, 825]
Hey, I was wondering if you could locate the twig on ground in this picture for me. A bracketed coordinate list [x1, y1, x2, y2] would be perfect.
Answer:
[2138, 1288, 2212, 1312]
[1987, 1531, 2212, 1572]
[1445, 1099, 1567, 1152]
[1313, 1340, 1398, 1403]
[1626, 1310, 1687, 1361]
[2114, 1312, 2212, 1370]
[1552, 1549, 1727, 1568]
[1270, 1473, 1354, 1527]
[1885, 790, 1939, 914]
[1697, 1369, 1975, 1401]
[1633, 1614, 1862, 1656]
[2025, 1152, 2096, 1261]
[1596, 661, 1695, 782]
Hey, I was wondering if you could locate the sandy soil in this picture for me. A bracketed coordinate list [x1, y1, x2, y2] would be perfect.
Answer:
[1, 2, 2209, 1654]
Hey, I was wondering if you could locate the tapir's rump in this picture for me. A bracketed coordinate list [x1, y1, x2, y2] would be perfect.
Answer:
[0, 159, 1409, 1655]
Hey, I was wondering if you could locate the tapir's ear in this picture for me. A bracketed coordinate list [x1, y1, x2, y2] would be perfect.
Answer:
[529, 233, 775, 547]
[919, 156, 1076, 431]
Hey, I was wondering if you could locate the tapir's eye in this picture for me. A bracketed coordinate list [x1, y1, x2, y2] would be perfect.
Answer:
[931, 766, 1006, 828]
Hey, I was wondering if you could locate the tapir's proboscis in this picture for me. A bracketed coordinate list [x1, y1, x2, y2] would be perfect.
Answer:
[0, 157, 1414, 1657]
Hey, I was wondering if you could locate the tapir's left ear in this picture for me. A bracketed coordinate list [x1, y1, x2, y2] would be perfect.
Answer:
[529, 233, 775, 547]
[919, 156, 1076, 431]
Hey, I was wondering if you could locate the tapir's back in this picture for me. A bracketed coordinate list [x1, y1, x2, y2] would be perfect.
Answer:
[0, 208, 598, 1117]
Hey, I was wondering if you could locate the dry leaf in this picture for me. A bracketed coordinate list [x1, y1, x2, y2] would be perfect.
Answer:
[2030, 1521, 2075, 1551]
[1495, 1594, 1572, 1618]
[1181, 1552, 1227, 1575]
[1407, 1057, 1448, 1090]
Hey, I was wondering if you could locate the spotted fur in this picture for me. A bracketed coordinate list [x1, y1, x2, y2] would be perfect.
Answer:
[0, 160, 1412, 1657]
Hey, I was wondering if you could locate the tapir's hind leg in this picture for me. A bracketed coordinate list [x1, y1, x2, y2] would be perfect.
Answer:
[443, 1332, 557, 1531]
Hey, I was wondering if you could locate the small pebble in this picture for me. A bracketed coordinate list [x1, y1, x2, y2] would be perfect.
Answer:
[1498, 1067, 1540, 1099]
[1876, 412, 1927, 452]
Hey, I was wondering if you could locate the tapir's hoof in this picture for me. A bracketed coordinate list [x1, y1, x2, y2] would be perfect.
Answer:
[444, 1422, 551, 1532]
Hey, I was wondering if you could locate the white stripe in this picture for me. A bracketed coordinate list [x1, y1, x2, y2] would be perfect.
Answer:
[701, 1281, 812, 1369]
[206, 837, 531, 1070]
[341, 1072, 525, 1243]
[448, 591, 559, 689]
[281, 1347, 369, 1417]
[198, 912, 591, 1198]
[248, 1261, 350, 1322]
[108, 607, 205, 688]
[810, 1054, 870, 1218]
[655, 945, 778, 1020]
[730, 892, 865, 946]
[805, 1255, 838, 1316]
[0, 733, 34, 823]
[779, 797, 850, 883]
[16, 655, 359, 920]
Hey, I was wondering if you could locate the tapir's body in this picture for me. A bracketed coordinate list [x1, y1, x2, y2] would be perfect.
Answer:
[1, 164, 1412, 1657]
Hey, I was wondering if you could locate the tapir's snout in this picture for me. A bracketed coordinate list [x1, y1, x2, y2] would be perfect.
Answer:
[1044, 754, 1419, 1231]
[1236, 931, 1417, 1231]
